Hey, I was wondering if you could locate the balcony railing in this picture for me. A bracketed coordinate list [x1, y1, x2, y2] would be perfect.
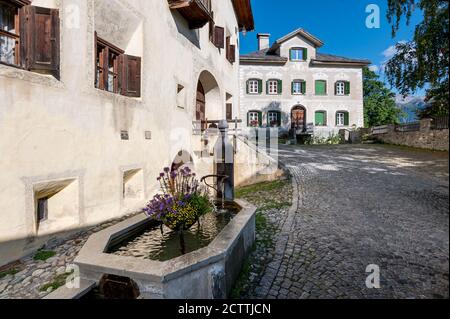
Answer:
[168, 0, 213, 29]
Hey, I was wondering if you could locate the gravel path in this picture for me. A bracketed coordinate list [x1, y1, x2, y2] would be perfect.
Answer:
[246, 144, 449, 299]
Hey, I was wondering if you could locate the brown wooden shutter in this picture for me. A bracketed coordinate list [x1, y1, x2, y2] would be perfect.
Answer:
[20, 5, 60, 79]
[226, 103, 232, 120]
[229, 45, 236, 63]
[119, 54, 141, 97]
[209, 12, 215, 43]
[214, 26, 224, 49]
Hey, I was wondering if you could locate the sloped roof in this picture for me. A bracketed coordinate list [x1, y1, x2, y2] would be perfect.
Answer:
[240, 48, 288, 63]
[272, 28, 324, 48]
[240, 49, 370, 65]
[313, 53, 371, 65]
[232, 0, 255, 31]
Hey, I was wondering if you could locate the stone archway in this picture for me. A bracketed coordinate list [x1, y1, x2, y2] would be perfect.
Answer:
[171, 149, 194, 172]
[196, 70, 221, 123]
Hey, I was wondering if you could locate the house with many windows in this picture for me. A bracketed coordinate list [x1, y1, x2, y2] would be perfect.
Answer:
[0, 0, 257, 266]
[239, 29, 370, 139]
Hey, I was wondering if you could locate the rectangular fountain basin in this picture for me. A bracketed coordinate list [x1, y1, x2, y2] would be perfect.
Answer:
[74, 199, 256, 299]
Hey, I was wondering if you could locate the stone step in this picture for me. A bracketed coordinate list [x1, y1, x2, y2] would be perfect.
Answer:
[43, 279, 96, 299]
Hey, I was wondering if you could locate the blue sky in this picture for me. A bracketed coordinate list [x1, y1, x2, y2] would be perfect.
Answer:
[241, 0, 424, 95]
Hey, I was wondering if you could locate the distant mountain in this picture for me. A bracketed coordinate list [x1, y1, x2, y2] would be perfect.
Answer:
[395, 95, 427, 123]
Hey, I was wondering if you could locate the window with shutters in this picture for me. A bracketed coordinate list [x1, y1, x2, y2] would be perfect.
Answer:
[268, 80, 278, 95]
[95, 33, 141, 97]
[292, 80, 306, 95]
[290, 47, 307, 61]
[315, 80, 327, 95]
[0, 1, 60, 79]
[335, 81, 345, 96]
[315, 111, 327, 126]
[335, 81, 350, 96]
[248, 111, 259, 127]
[336, 111, 349, 126]
[267, 111, 280, 127]
[248, 79, 259, 94]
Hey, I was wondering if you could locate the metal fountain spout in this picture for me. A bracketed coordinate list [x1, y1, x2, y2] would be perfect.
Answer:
[214, 120, 235, 202]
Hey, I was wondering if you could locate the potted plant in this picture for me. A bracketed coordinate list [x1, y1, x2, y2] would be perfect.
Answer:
[144, 167, 213, 232]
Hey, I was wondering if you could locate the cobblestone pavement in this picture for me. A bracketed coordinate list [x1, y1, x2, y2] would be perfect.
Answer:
[248, 144, 449, 299]
[0, 213, 139, 299]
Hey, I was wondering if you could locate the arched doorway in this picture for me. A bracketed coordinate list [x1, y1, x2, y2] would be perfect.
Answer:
[171, 150, 194, 172]
[291, 105, 307, 132]
[195, 70, 221, 125]
[196, 82, 206, 122]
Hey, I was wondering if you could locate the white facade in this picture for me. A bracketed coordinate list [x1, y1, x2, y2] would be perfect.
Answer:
[239, 29, 370, 138]
[0, 0, 256, 266]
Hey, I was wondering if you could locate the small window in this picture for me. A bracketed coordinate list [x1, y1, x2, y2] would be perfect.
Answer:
[336, 112, 349, 126]
[335, 81, 350, 96]
[267, 111, 280, 127]
[37, 197, 48, 223]
[315, 80, 327, 95]
[290, 47, 307, 61]
[315, 111, 327, 126]
[248, 79, 259, 94]
[248, 111, 260, 127]
[268, 80, 278, 95]
[292, 80, 306, 95]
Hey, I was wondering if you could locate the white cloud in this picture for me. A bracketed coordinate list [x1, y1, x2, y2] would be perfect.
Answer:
[369, 65, 379, 73]
[382, 45, 398, 59]
[382, 41, 407, 59]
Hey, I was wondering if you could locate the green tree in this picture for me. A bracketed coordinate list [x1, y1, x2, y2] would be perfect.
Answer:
[385, 0, 449, 118]
[363, 67, 401, 127]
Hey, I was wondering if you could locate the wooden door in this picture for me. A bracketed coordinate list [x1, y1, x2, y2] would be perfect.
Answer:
[196, 82, 206, 120]
[291, 107, 306, 130]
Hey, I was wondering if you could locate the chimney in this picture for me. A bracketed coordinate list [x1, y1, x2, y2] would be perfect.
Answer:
[257, 33, 270, 51]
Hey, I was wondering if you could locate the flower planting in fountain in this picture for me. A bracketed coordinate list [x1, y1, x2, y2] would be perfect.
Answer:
[144, 167, 213, 231]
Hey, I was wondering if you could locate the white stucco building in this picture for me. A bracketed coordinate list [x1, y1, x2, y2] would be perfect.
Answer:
[0, 0, 258, 266]
[239, 29, 371, 140]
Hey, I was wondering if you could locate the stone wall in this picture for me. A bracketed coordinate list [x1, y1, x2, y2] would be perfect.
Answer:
[373, 119, 449, 151]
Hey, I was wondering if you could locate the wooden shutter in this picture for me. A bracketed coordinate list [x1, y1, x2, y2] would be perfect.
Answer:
[303, 48, 308, 60]
[345, 81, 350, 95]
[209, 12, 215, 43]
[226, 103, 232, 120]
[277, 80, 282, 94]
[291, 81, 294, 94]
[214, 26, 224, 49]
[257, 111, 262, 127]
[257, 79, 262, 94]
[247, 112, 250, 126]
[277, 111, 282, 126]
[344, 112, 349, 126]
[246, 80, 249, 94]
[266, 80, 269, 94]
[20, 5, 60, 79]
[334, 82, 338, 95]
[119, 54, 141, 97]
[229, 45, 236, 63]
[302, 81, 306, 94]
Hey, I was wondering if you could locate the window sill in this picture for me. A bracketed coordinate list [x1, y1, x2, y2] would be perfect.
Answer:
[0, 63, 63, 88]
[93, 87, 142, 102]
